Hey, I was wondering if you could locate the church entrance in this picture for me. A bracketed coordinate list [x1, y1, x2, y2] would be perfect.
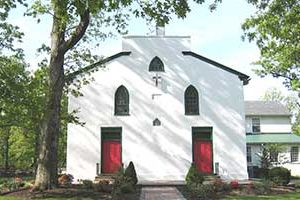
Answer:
[192, 127, 213, 174]
[101, 127, 122, 174]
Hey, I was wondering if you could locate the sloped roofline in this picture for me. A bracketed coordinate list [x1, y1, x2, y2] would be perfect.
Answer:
[182, 51, 250, 85]
[66, 51, 131, 81]
[67, 50, 250, 85]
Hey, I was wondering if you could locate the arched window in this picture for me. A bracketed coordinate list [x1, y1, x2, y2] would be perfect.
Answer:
[149, 56, 164, 72]
[115, 85, 129, 115]
[184, 85, 199, 115]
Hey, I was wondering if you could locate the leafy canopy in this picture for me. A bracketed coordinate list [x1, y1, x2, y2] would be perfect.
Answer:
[242, 0, 300, 91]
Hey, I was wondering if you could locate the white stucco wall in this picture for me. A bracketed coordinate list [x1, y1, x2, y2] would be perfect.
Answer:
[66, 36, 248, 182]
[248, 144, 300, 176]
[245, 116, 291, 133]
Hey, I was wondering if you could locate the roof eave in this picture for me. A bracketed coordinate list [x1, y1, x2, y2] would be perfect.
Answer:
[182, 51, 250, 85]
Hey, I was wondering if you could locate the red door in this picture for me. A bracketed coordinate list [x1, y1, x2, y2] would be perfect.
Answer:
[102, 140, 121, 173]
[193, 140, 212, 174]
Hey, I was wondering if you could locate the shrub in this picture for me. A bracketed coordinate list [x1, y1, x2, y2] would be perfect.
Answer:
[124, 161, 138, 185]
[212, 178, 231, 192]
[58, 174, 74, 185]
[252, 180, 273, 194]
[269, 167, 291, 185]
[93, 180, 112, 192]
[112, 166, 136, 197]
[257, 167, 270, 179]
[187, 183, 215, 199]
[82, 179, 94, 189]
[185, 163, 204, 185]
[230, 180, 239, 189]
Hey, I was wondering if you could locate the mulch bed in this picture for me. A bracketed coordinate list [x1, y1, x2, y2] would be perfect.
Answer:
[3, 185, 142, 200]
[4, 186, 112, 199]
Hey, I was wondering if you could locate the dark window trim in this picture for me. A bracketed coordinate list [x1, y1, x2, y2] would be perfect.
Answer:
[191, 126, 214, 175]
[252, 117, 261, 133]
[185, 85, 200, 115]
[246, 145, 252, 163]
[101, 127, 122, 174]
[149, 56, 165, 72]
[291, 146, 299, 162]
[114, 85, 130, 116]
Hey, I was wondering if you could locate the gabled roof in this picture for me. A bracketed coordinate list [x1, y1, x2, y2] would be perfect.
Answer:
[247, 133, 300, 144]
[245, 101, 291, 116]
[66, 51, 131, 81]
[182, 51, 250, 85]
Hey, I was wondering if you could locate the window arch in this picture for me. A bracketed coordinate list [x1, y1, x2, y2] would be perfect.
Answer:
[115, 85, 129, 115]
[149, 56, 164, 72]
[184, 85, 199, 115]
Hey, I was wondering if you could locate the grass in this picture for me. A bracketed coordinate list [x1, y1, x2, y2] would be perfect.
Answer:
[224, 189, 300, 200]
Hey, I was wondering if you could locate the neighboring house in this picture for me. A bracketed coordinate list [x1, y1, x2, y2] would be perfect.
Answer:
[66, 28, 250, 183]
[245, 101, 300, 177]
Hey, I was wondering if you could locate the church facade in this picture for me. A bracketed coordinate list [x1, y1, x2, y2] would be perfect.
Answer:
[66, 31, 250, 182]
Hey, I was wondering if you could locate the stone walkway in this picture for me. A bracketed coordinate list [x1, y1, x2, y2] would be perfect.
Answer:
[140, 187, 186, 200]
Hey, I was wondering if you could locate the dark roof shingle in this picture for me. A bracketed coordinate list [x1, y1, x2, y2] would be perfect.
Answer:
[245, 101, 291, 116]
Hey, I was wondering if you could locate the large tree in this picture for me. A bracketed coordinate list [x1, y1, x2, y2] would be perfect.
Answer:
[242, 0, 300, 91]
[2, 0, 222, 190]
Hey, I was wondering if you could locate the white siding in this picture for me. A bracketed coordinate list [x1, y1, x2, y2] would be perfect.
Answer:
[245, 116, 291, 133]
[67, 36, 248, 182]
[248, 144, 300, 176]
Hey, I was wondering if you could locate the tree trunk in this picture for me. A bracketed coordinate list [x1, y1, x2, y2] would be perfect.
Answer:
[4, 128, 9, 171]
[34, 14, 65, 190]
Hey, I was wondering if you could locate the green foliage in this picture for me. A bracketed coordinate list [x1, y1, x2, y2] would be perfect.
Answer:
[261, 87, 300, 135]
[186, 163, 204, 185]
[0, 57, 69, 170]
[212, 178, 231, 192]
[269, 167, 291, 185]
[112, 166, 136, 197]
[187, 183, 215, 199]
[81, 179, 93, 189]
[124, 161, 138, 185]
[242, 0, 300, 91]
[252, 180, 273, 195]
[256, 144, 284, 172]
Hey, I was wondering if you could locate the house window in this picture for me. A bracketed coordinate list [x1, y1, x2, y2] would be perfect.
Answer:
[184, 85, 199, 115]
[270, 151, 278, 162]
[252, 118, 260, 133]
[149, 56, 164, 72]
[115, 85, 129, 115]
[291, 146, 299, 162]
[247, 145, 252, 163]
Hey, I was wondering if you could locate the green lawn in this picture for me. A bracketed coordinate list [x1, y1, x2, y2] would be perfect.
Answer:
[0, 197, 90, 200]
[224, 189, 300, 200]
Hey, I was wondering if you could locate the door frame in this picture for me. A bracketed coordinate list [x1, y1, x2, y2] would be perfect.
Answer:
[192, 126, 214, 174]
[101, 127, 122, 174]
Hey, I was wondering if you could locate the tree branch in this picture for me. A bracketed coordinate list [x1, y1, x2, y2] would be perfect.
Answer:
[63, 10, 90, 53]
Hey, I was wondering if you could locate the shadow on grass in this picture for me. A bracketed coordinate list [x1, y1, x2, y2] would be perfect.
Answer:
[2, 185, 142, 200]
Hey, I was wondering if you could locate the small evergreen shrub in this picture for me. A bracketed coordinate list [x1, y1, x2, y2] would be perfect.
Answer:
[269, 167, 291, 185]
[185, 163, 204, 185]
[124, 161, 138, 185]
[112, 166, 136, 197]
[82, 179, 93, 189]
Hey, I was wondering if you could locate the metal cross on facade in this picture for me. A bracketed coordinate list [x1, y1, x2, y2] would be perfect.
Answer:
[152, 73, 161, 87]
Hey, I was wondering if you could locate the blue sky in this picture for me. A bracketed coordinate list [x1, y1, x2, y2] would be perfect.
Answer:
[9, 0, 290, 100]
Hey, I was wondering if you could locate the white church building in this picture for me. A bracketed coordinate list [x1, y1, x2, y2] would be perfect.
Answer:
[66, 28, 250, 183]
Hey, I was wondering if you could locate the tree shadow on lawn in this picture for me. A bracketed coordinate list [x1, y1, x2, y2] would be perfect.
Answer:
[4, 185, 142, 200]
